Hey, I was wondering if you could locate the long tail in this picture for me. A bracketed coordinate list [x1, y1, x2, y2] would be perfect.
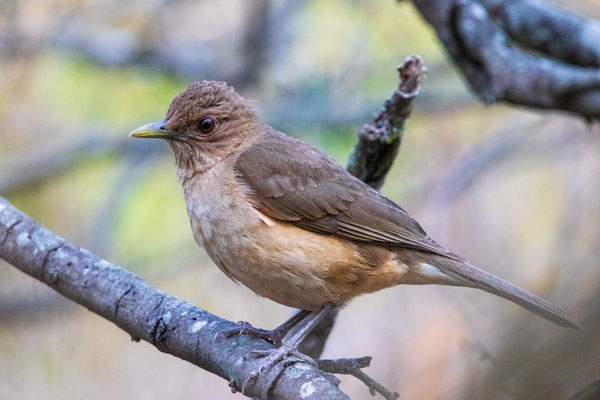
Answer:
[437, 259, 581, 329]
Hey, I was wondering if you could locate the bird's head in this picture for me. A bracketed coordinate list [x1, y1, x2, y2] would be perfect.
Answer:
[130, 80, 261, 174]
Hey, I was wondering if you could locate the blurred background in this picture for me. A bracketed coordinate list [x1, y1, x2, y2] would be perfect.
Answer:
[1, 0, 599, 399]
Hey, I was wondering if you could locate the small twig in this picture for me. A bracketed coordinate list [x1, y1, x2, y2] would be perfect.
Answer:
[317, 356, 372, 372]
[347, 55, 427, 190]
[317, 357, 400, 400]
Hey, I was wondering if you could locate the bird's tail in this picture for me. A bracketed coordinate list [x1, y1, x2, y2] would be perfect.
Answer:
[437, 258, 581, 329]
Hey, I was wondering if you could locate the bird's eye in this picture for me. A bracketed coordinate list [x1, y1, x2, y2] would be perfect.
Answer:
[199, 118, 215, 133]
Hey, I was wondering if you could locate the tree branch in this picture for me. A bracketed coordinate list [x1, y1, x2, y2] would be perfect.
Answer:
[347, 55, 426, 190]
[410, 0, 600, 119]
[0, 196, 348, 400]
[479, 0, 600, 67]
[317, 357, 400, 400]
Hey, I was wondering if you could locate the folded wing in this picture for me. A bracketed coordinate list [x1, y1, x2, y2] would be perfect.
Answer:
[235, 130, 461, 261]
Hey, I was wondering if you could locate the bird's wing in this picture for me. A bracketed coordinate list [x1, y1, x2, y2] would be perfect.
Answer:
[235, 131, 461, 260]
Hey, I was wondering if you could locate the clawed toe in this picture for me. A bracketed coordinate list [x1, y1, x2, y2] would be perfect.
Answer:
[221, 321, 283, 346]
[246, 349, 271, 360]
[242, 346, 316, 394]
[222, 321, 254, 337]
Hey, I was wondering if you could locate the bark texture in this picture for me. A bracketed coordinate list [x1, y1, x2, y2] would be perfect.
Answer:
[410, 0, 600, 119]
[0, 196, 348, 400]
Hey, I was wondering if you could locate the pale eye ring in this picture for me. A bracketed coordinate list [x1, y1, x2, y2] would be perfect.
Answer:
[199, 118, 215, 133]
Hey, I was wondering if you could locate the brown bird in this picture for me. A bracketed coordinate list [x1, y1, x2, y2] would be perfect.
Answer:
[130, 81, 578, 378]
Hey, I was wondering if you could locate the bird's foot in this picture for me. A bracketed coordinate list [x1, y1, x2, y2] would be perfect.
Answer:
[221, 321, 283, 346]
[242, 344, 317, 393]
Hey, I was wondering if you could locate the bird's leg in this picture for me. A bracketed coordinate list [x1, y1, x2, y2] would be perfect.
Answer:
[222, 309, 311, 346]
[242, 303, 337, 392]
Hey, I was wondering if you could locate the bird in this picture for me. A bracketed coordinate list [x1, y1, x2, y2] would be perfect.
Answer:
[130, 80, 578, 381]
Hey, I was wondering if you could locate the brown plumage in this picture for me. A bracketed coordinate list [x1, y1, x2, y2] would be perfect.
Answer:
[130, 80, 579, 331]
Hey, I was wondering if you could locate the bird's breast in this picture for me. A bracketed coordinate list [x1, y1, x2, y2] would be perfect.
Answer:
[181, 165, 418, 310]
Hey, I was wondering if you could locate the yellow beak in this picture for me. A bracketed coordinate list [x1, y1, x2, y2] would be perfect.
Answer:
[129, 121, 170, 139]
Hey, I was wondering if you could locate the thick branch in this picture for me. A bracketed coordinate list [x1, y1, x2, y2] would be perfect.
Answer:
[480, 0, 600, 67]
[0, 196, 348, 400]
[411, 0, 600, 119]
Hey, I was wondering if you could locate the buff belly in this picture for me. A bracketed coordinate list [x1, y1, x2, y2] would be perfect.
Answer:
[196, 214, 413, 311]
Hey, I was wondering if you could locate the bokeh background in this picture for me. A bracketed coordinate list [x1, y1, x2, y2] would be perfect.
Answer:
[1, 1, 600, 399]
